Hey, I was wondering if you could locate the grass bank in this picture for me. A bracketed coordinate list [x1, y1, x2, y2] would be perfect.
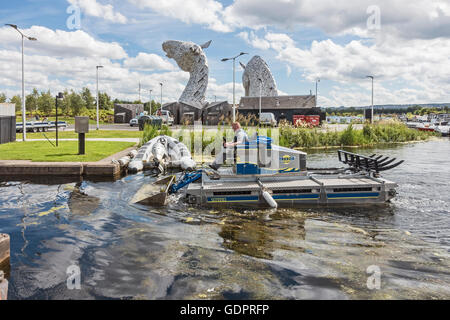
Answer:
[0, 141, 136, 162]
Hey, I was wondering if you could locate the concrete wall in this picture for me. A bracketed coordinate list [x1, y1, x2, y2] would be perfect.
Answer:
[0, 117, 16, 145]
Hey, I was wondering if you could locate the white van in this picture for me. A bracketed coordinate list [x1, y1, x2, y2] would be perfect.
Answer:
[260, 113, 277, 127]
[156, 110, 174, 126]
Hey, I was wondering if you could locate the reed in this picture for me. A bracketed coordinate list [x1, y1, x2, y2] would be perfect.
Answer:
[279, 122, 434, 149]
[140, 121, 434, 152]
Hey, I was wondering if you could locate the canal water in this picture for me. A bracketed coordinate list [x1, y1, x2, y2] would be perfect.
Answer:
[0, 139, 449, 299]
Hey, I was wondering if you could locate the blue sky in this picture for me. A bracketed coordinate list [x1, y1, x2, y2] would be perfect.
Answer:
[1, 0, 450, 107]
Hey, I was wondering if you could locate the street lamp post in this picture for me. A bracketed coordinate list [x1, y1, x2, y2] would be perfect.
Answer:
[221, 52, 248, 123]
[315, 79, 320, 107]
[6, 24, 37, 142]
[160, 83, 163, 111]
[96, 66, 103, 131]
[55, 92, 64, 147]
[258, 78, 263, 124]
[149, 89, 153, 114]
[366, 76, 374, 123]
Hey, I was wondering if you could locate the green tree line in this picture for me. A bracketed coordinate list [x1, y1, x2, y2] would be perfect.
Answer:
[1, 88, 115, 116]
[1, 89, 162, 117]
[325, 105, 450, 116]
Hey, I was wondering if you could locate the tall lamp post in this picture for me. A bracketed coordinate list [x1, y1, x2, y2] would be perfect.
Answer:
[6, 24, 37, 142]
[315, 79, 320, 107]
[149, 89, 153, 114]
[55, 92, 64, 147]
[258, 78, 263, 124]
[96, 65, 103, 130]
[138, 81, 141, 102]
[159, 83, 163, 111]
[366, 76, 374, 123]
[221, 52, 248, 123]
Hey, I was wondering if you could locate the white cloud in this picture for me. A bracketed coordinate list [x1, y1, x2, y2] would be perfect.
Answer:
[124, 53, 176, 71]
[225, 0, 450, 40]
[0, 26, 127, 60]
[121, 0, 450, 40]
[207, 77, 245, 103]
[237, 31, 270, 50]
[68, 0, 128, 24]
[128, 0, 232, 32]
[0, 25, 191, 103]
[240, 30, 450, 106]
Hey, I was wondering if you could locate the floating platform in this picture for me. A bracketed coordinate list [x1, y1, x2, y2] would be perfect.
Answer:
[134, 140, 403, 209]
[184, 169, 397, 207]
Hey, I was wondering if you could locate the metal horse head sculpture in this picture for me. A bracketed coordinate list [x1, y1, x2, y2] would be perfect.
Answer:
[240, 56, 278, 97]
[162, 40, 212, 107]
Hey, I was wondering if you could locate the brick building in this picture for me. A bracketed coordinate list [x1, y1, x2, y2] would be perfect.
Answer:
[114, 104, 144, 123]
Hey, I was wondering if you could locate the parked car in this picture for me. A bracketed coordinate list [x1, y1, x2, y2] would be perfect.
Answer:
[259, 113, 277, 127]
[156, 109, 174, 126]
[129, 118, 139, 127]
[138, 115, 163, 131]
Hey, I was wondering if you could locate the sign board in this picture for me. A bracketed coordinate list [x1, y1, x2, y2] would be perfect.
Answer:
[0, 104, 15, 117]
[75, 117, 89, 133]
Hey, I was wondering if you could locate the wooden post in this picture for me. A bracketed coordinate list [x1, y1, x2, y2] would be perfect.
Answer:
[0, 234, 9, 269]
[0, 234, 9, 301]
[0, 271, 7, 300]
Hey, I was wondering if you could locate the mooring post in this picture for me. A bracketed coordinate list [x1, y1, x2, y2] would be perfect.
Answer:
[0, 234, 9, 269]
[0, 270, 7, 300]
[0, 234, 10, 301]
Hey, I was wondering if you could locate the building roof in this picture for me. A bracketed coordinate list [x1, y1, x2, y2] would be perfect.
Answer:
[204, 101, 230, 110]
[239, 95, 316, 110]
[114, 104, 144, 110]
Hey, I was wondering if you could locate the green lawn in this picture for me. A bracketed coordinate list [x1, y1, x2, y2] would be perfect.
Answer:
[0, 141, 136, 162]
[17, 130, 142, 140]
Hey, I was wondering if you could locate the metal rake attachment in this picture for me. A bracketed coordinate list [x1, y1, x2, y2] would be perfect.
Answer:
[338, 150, 404, 173]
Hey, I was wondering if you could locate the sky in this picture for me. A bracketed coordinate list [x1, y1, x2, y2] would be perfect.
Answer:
[0, 0, 450, 107]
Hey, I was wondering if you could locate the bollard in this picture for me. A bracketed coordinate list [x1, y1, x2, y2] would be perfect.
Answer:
[0, 270, 7, 300]
[0, 234, 9, 269]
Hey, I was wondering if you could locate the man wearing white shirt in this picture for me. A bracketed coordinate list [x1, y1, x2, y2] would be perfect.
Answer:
[209, 122, 248, 170]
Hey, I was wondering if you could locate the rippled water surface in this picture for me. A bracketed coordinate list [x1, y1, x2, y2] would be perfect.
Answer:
[0, 139, 449, 299]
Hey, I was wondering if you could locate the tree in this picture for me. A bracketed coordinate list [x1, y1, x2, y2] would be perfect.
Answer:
[98, 92, 114, 110]
[0, 93, 6, 103]
[26, 88, 39, 115]
[37, 90, 55, 115]
[69, 91, 84, 116]
[11, 95, 22, 112]
[144, 100, 160, 114]
[59, 90, 71, 116]
[81, 87, 95, 109]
